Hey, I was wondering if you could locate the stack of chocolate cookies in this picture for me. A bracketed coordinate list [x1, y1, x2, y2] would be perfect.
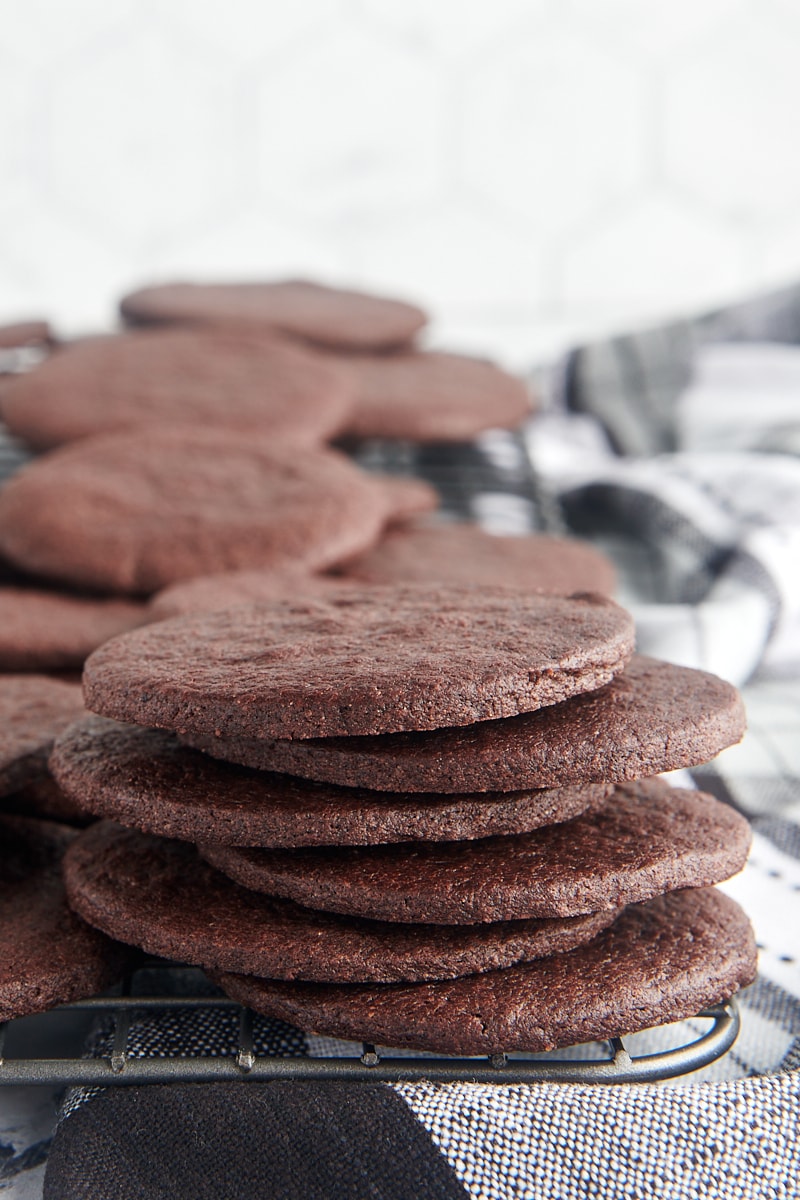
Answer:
[52, 586, 757, 1056]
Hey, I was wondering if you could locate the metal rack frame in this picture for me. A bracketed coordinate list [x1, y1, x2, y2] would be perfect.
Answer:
[0, 967, 741, 1087]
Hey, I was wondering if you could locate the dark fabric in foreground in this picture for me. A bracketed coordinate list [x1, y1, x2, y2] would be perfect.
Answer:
[44, 1082, 467, 1200]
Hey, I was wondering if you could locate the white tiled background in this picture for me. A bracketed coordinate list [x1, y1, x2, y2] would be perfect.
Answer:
[3, 0, 800, 365]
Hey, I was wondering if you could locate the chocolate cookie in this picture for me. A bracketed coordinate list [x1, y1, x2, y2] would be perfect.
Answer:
[375, 476, 439, 524]
[149, 571, 352, 621]
[201, 780, 751, 923]
[64, 822, 617, 984]
[1, 329, 355, 450]
[0, 815, 130, 1021]
[84, 588, 634, 739]
[0, 432, 393, 593]
[0, 587, 145, 671]
[336, 351, 532, 441]
[213, 887, 757, 1055]
[338, 523, 615, 595]
[119, 280, 427, 351]
[0, 320, 53, 350]
[192, 656, 744, 792]
[148, 480, 437, 620]
[0, 776, 91, 825]
[0, 675, 84, 797]
[50, 717, 610, 847]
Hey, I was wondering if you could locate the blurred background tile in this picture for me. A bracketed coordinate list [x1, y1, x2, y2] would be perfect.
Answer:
[1, 0, 800, 359]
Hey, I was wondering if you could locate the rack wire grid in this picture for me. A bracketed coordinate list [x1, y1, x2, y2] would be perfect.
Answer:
[0, 962, 742, 1088]
[0, 364, 743, 1090]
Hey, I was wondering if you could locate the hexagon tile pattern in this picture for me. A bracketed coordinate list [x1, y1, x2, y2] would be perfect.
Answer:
[1, 0, 800, 365]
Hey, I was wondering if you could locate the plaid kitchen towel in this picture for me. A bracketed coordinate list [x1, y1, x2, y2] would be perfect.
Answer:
[1, 285, 798, 1199]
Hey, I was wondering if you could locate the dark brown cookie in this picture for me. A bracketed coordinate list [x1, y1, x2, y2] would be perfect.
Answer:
[374, 476, 439, 524]
[149, 570, 353, 621]
[213, 887, 757, 1055]
[337, 522, 615, 595]
[201, 780, 751, 923]
[64, 821, 617, 984]
[50, 716, 610, 847]
[84, 588, 634, 739]
[0, 815, 130, 1021]
[192, 656, 745, 792]
[0, 320, 54, 350]
[0, 675, 85, 797]
[0, 432, 394, 594]
[0, 776, 91, 826]
[335, 350, 532, 441]
[0, 587, 146, 671]
[119, 280, 427, 351]
[1, 329, 355, 450]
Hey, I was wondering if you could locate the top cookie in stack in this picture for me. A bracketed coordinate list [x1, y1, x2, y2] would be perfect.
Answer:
[56, 584, 756, 1056]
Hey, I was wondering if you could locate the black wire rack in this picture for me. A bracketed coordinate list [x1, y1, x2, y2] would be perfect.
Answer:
[0, 963, 741, 1088]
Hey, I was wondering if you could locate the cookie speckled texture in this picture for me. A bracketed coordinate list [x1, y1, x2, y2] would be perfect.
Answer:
[338, 522, 615, 595]
[335, 351, 532, 441]
[120, 280, 427, 351]
[0, 587, 146, 671]
[0, 432, 394, 594]
[51, 716, 610, 847]
[64, 821, 617, 984]
[0, 815, 130, 1021]
[0, 675, 85, 797]
[84, 588, 634, 739]
[1, 329, 355, 450]
[201, 780, 751, 923]
[213, 887, 757, 1055]
[195, 656, 745, 791]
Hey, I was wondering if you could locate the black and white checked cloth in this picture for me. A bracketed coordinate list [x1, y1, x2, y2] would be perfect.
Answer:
[1, 288, 799, 1198]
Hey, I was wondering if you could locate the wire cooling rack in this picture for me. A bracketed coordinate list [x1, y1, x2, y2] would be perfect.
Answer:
[0, 963, 741, 1088]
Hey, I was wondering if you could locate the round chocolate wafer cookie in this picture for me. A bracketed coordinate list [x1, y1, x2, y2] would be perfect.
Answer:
[0, 587, 145, 671]
[0, 432, 393, 594]
[1, 329, 355, 450]
[1, 776, 91, 826]
[148, 479, 437, 620]
[213, 887, 757, 1055]
[0, 675, 84, 797]
[201, 780, 751, 923]
[64, 822, 618, 984]
[0, 320, 53, 350]
[191, 656, 744, 792]
[50, 716, 610, 847]
[335, 351, 532, 441]
[120, 280, 427, 351]
[84, 587, 634, 739]
[0, 815, 130, 1021]
[338, 522, 615, 595]
[149, 570, 352, 621]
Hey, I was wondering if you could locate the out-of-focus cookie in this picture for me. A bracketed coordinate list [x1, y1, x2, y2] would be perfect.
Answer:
[212, 888, 757, 1055]
[336, 351, 532, 441]
[64, 821, 618, 984]
[119, 280, 427, 351]
[0, 815, 130, 1021]
[0, 432, 395, 594]
[337, 522, 615, 595]
[51, 716, 611, 847]
[0, 587, 145, 671]
[0, 776, 91, 826]
[0, 675, 84, 797]
[0, 320, 54, 350]
[1, 329, 355, 450]
[84, 588, 634, 739]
